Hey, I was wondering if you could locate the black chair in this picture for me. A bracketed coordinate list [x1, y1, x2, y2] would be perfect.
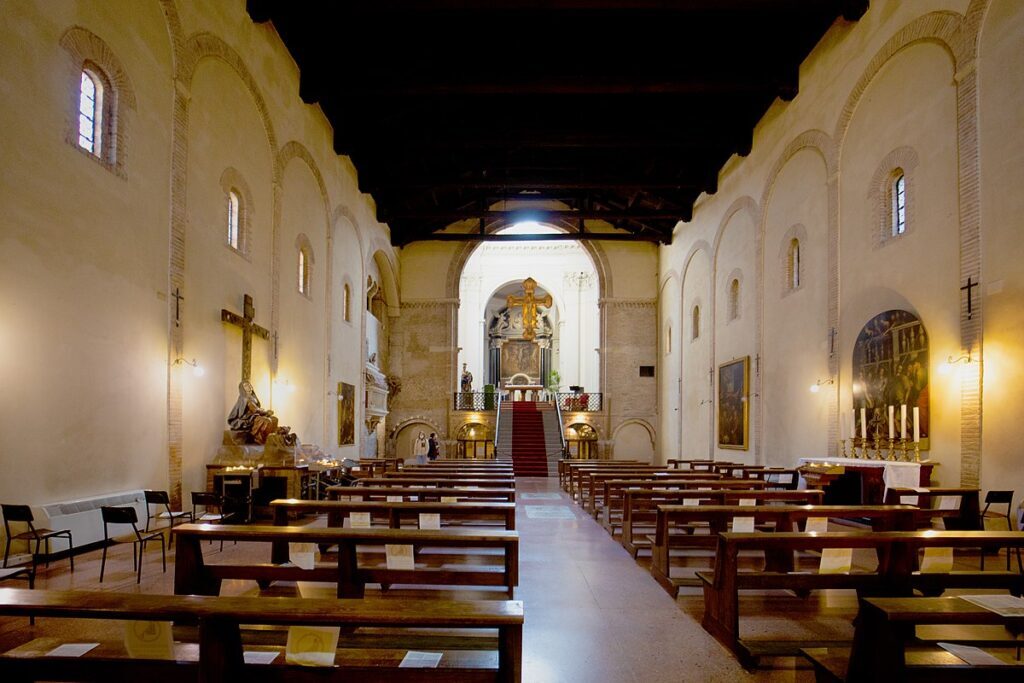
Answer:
[2, 504, 74, 571]
[143, 490, 193, 532]
[191, 491, 227, 551]
[0, 564, 35, 624]
[100, 506, 166, 584]
[980, 490, 1020, 571]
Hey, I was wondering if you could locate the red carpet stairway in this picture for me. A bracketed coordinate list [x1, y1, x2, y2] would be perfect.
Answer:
[508, 401, 550, 477]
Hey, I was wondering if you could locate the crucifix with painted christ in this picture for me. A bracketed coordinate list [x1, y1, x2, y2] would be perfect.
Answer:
[221, 293, 270, 382]
[507, 277, 552, 341]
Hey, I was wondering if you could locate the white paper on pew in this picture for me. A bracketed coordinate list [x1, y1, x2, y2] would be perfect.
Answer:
[285, 626, 339, 666]
[805, 517, 829, 534]
[45, 643, 99, 657]
[386, 544, 415, 570]
[296, 582, 337, 599]
[244, 650, 280, 665]
[349, 512, 371, 528]
[920, 547, 954, 573]
[387, 496, 403, 502]
[419, 513, 441, 530]
[124, 621, 174, 659]
[937, 496, 960, 510]
[731, 516, 755, 533]
[739, 499, 756, 506]
[959, 594, 1024, 617]
[938, 642, 1008, 666]
[441, 497, 458, 503]
[818, 548, 853, 574]
[683, 498, 700, 506]
[400, 650, 443, 668]
[899, 495, 919, 505]
[290, 543, 316, 570]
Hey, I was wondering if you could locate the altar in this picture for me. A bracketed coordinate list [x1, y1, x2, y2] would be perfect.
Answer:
[506, 384, 544, 401]
[797, 457, 936, 505]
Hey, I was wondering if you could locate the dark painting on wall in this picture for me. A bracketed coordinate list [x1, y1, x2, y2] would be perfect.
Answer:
[717, 356, 749, 450]
[338, 381, 355, 446]
[501, 340, 541, 381]
[852, 309, 929, 448]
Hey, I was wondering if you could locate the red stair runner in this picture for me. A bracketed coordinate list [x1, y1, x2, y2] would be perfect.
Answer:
[509, 401, 549, 477]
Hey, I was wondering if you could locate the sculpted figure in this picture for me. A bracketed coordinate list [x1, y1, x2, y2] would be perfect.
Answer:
[228, 380, 279, 444]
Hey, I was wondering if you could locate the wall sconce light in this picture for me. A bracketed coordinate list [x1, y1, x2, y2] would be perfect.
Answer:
[809, 378, 834, 393]
[939, 354, 974, 375]
[173, 357, 204, 377]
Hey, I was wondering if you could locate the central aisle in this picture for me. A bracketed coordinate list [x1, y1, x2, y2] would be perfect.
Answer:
[514, 477, 794, 682]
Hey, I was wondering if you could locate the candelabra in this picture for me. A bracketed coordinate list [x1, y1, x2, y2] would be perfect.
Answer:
[899, 438, 910, 462]
[913, 441, 921, 463]
[887, 438, 895, 461]
[873, 430, 882, 460]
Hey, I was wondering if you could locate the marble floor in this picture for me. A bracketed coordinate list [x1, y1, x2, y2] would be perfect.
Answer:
[0, 477, 829, 681]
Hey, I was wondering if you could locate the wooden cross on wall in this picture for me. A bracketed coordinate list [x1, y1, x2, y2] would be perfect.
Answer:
[961, 276, 979, 320]
[506, 277, 552, 341]
[221, 293, 270, 382]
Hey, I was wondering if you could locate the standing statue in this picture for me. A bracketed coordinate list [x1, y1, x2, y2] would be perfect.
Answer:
[461, 363, 473, 393]
[228, 380, 297, 446]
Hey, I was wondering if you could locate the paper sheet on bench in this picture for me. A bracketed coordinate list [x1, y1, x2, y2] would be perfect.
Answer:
[297, 582, 337, 599]
[938, 642, 1008, 666]
[731, 517, 755, 533]
[46, 643, 99, 657]
[349, 512, 371, 528]
[399, 651, 443, 668]
[441, 496, 458, 503]
[419, 513, 441, 530]
[818, 548, 853, 574]
[290, 543, 316, 570]
[683, 498, 700, 506]
[959, 594, 1024, 617]
[387, 496, 404, 502]
[805, 517, 828, 534]
[739, 499, 756, 506]
[244, 650, 280, 664]
[937, 496, 960, 510]
[124, 621, 174, 659]
[386, 544, 415, 570]
[919, 547, 954, 573]
[285, 626, 339, 667]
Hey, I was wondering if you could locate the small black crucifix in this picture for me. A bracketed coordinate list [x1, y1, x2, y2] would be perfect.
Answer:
[221, 293, 270, 382]
[828, 327, 837, 356]
[172, 287, 184, 327]
[960, 276, 979, 320]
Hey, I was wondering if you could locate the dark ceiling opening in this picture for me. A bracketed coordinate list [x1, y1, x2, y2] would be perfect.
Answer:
[246, 0, 867, 246]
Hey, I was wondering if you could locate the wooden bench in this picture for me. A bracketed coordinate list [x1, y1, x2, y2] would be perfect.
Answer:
[172, 524, 519, 599]
[651, 505, 917, 597]
[593, 478, 768, 527]
[742, 467, 801, 490]
[327, 486, 516, 503]
[0, 587, 523, 682]
[384, 471, 515, 480]
[575, 468, 721, 505]
[698, 530, 1024, 665]
[358, 477, 516, 489]
[558, 460, 641, 493]
[583, 472, 735, 517]
[270, 499, 516, 531]
[619, 489, 824, 556]
[805, 596, 1024, 681]
[884, 487, 982, 530]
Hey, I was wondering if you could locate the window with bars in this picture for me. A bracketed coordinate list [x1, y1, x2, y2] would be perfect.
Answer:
[891, 173, 906, 236]
[787, 238, 801, 290]
[78, 69, 102, 155]
[227, 191, 241, 250]
[298, 248, 310, 295]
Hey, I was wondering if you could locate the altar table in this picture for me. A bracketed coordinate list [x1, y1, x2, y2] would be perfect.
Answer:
[797, 457, 936, 505]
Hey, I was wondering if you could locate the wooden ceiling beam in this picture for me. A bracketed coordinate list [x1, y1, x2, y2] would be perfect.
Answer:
[383, 209, 687, 223]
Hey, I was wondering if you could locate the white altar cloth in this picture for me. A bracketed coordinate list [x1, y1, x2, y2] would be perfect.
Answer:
[797, 457, 921, 494]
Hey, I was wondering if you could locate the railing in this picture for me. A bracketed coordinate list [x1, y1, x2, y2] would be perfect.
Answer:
[453, 391, 497, 411]
[555, 392, 603, 412]
[493, 393, 503, 452]
[554, 391, 567, 458]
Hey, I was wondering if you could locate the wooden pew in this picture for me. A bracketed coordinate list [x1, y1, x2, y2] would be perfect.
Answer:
[326, 486, 516, 503]
[697, 530, 1024, 665]
[271, 499, 516, 531]
[592, 477, 766, 524]
[558, 460, 639, 492]
[357, 477, 516, 489]
[0, 587, 523, 682]
[582, 471, 733, 516]
[806, 595, 1024, 682]
[619, 489, 824, 556]
[172, 524, 519, 599]
[383, 471, 515, 481]
[884, 487, 982, 530]
[650, 505, 918, 598]
[742, 467, 801, 490]
[562, 461, 651, 497]
[574, 468, 721, 505]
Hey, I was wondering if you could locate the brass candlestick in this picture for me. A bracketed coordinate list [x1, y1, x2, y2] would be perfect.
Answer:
[899, 438, 909, 462]
[887, 438, 895, 461]
[839, 439, 847, 459]
[852, 437, 861, 459]
[873, 431, 882, 460]
[913, 441, 921, 463]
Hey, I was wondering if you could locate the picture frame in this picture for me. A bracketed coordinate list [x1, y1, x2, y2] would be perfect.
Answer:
[337, 381, 355, 446]
[717, 356, 749, 450]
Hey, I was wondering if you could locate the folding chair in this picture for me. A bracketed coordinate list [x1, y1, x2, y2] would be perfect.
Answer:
[100, 506, 166, 584]
[143, 490, 193, 532]
[2, 503, 74, 571]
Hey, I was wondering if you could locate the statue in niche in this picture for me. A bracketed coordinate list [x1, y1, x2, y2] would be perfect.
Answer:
[227, 380, 297, 446]
[461, 363, 474, 393]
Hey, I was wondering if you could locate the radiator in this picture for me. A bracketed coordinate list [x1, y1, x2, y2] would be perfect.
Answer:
[24, 490, 148, 550]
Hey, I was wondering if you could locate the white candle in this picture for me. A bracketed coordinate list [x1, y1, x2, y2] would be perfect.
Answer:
[860, 408, 867, 439]
[888, 405, 895, 440]
[900, 404, 907, 440]
[850, 411, 856, 442]
[913, 407, 921, 443]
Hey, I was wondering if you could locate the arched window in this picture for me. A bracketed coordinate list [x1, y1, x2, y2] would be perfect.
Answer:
[227, 190, 241, 250]
[691, 305, 701, 340]
[343, 283, 352, 322]
[298, 246, 311, 296]
[77, 68, 103, 155]
[666, 325, 672, 355]
[728, 279, 740, 321]
[787, 238, 801, 290]
[891, 172, 906, 236]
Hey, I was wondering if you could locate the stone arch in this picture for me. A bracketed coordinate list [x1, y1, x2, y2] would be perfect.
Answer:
[611, 419, 657, 462]
[372, 250, 400, 315]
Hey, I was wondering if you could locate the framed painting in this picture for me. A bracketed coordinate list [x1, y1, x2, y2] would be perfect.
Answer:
[337, 381, 355, 446]
[717, 356, 749, 450]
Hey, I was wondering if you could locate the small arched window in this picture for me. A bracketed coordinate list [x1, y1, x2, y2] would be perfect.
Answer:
[787, 238, 801, 290]
[298, 247, 311, 296]
[666, 325, 673, 355]
[343, 283, 351, 322]
[227, 190, 241, 250]
[691, 305, 701, 340]
[78, 68, 103, 155]
[728, 279, 740, 321]
[891, 172, 906, 236]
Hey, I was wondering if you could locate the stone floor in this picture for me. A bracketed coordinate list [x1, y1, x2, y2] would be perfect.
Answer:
[0, 477, 842, 681]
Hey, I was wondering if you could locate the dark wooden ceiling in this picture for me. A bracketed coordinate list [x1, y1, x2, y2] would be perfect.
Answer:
[246, 0, 867, 246]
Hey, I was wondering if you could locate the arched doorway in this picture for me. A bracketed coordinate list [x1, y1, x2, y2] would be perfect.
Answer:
[565, 422, 598, 459]
[455, 422, 494, 460]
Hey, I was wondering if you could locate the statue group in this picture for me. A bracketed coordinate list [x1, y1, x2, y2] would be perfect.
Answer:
[227, 381, 298, 446]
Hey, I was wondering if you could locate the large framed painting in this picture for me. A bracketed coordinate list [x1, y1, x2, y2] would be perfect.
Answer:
[717, 356, 749, 450]
[337, 381, 355, 446]
[852, 310, 929, 449]
[500, 340, 540, 382]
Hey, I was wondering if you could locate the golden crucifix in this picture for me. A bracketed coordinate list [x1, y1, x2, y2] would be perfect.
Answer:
[506, 277, 551, 341]
[221, 293, 270, 382]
